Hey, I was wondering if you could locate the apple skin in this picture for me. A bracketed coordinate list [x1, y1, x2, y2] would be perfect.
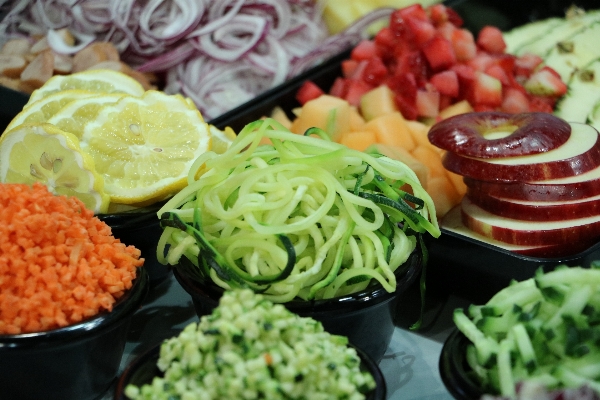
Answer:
[442, 122, 600, 182]
[463, 164, 600, 201]
[466, 189, 600, 221]
[442, 206, 595, 257]
[459, 196, 600, 247]
[427, 111, 571, 158]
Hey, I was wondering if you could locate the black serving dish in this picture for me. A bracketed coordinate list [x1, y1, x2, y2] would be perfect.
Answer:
[0, 267, 149, 400]
[439, 329, 488, 400]
[114, 339, 387, 400]
[98, 203, 170, 286]
[172, 247, 422, 364]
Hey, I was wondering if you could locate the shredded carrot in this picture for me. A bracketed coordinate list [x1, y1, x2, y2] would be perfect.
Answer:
[0, 183, 144, 335]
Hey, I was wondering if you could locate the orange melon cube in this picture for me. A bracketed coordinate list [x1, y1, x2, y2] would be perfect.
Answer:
[427, 176, 461, 218]
[360, 85, 398, 121]
[339, 130, 377, 152]
[363, 112, 416, 151]
[439, 99, 473, 120]
[270, 106, 292, 129]
[289, 94, 351, 142]
[445, 169, 467, 197]
[410, 145, 447, 179]
[349, 106, 366, 131]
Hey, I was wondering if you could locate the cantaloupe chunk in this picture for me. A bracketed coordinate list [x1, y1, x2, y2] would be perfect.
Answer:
[445, 168, 467, 197]
[367, 143, 429, 188]
[339, 130, 377, 151]
[360, 85, 398, 121]
[410, 144, 446, 179]
[363, 112, 416, 151]
[270, 106, 292, 129]
[290, 94, 351, 141]
[439, 99, 473, 120]
[427, 176, 461, 218]
[349, 106, 366, 131]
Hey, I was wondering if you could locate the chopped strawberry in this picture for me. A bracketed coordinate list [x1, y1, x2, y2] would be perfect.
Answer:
[398, 4, 429, 21]
[389, 9, 408, 36]
[296, 81, 324, 105]
[436, 21, 457, 41]
[351, 40, 377, 61]
[476, 26, 506, 54]
[501, 87, 530, 113]
[362, 57, 388, 86]
[394, 93, 419, 120]
[430, 70, 459, 97]
[439, 94, 453, 111]
[329, 77, 347, 98]
[416, 88, 441, 118]
[473, 103, 496, 112]
[387, 72, 418, 101]
[374, 27, 396, 60]
[467, 52, 494, 72]
[427, 3, 463, 27]
[422, 34, 456, 71]
[396, 50, 430, 85]
[514, 53, 544, 78]
[451, 28, 477, 62]
[485, 64, 510, 86]
[344, 79, 373, 107]
[528, 95, 555, 113]
[405, 17, 436, 46]
[469, 71, 503, 107]
[524, 66, 568, 97]
[341, 59, 359, 78]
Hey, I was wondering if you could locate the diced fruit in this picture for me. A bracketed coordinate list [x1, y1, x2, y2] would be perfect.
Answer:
[344, 79, 373, 107]
[476, 26, 506, 54]
[439, 99, 473, 119]
[469, 72, 503, 107]
[415, 88, 440, 118]
[430, 70, 459, 97]
[422, 35, 457, 71]
[524, 66, 568, 97]
[500, 88, 530, 113]
[296, 81, 324, 105]
[350, 40, 377, 61]
[338, 129, 377, 152]
[289, 94, 351, 141]
[362, 56, 388, 86]
[451, 28, 477, 61]
[405, 17, 436, 46]
[359, 85, 398, 121]
[363, 111, 416, 150]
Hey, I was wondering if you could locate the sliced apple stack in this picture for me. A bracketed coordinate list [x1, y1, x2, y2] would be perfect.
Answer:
[428, 111, 600, 257]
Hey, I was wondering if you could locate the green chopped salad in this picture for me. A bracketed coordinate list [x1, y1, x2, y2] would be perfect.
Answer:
[124, 289, 377, 400]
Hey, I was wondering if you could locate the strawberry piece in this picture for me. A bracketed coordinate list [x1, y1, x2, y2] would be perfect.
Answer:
[398, 4, 429, 21]
[430, 70, 459, 97]
[351, 40, 377, 61]
[501, 87, 530, 113]
[428, 4, 451, 25]
[524, 66, 568, 97]
[374, 27, 396, 60]
[389, 9, 408, 36]
[329, 77, 347, 99]
[485, 64, 510, 86]
[514, 53, 544, 78]
[362, 56, 388, 86]
[528, 95, 555, 113]
[470, 71, 503, 107]
[467, 52, 494, 72]
[451, 28, 477, 62]
[344, 79, 373, 107]
[387, 72, 418, 101]
[296, 81, 324, 105]
[422, 34, 457, 71]
[416, 88, 441, 118]
[405, 17, 436, 46]
[396, 50, 430, 86]
[476, 26, 506, 54]
[341, 59, 359, 78]
[394, 93, 419, 120]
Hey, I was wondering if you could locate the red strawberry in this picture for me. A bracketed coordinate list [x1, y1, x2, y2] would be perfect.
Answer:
[514, 53, 544, 78]
[528, 95, 556, 113]
[476, 26, 506, 54]
[329, 77, 347, 98]
[437, 21, 456, 41]
[405, 16, 437, 46]
[362, 57, 388, 86]
[296, 81, 324, 105]
[344, 79, 373, 107]
[394, 93, 419, 120]
[485, 64, 510, 85]
[398, 4, 429, 21]
[524, 66, 568, 97]
[451, 28, 477, 62]
[467, 52, 494, 72]
[430, 70, 459, 97]
[428, 4, 464, 27]
[422, 34, 457, 71]
[351, 40, 377, 61]
[341, 60, 359, 78]
[387, 72, 418, 101]
[501, 87, 530, 113]
[396, 50, 430, 85]
[469, 71, 503, 107]
[374, 27, 396, 60]
[416, 88, 441, 118]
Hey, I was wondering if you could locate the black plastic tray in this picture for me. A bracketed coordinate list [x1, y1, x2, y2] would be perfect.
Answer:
[208, 0, 600, 304]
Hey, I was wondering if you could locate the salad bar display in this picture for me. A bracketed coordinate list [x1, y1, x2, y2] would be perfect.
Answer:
[2, 0, 600, 399]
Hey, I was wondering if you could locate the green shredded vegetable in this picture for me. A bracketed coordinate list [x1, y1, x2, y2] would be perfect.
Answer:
[157, 118, 440, 302]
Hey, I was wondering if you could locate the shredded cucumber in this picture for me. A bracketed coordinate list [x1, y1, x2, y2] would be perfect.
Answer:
[454, 265, 600, 397]
[157, 118, 440, 302]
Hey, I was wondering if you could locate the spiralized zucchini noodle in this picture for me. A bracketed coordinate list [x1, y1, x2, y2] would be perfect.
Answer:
[157, 118, 440, 302]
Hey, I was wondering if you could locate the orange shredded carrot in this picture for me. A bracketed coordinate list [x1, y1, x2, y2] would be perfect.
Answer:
[0, 183, 144, 335]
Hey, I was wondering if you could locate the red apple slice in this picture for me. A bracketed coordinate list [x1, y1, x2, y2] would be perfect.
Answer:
[466, 189, 600, 221]
[442, 206, 595, 257]
[442, 122, 600, 182]
[460, 196, 600, 246]
[463, 163, 600, 202]
[428, 112, 571, 158]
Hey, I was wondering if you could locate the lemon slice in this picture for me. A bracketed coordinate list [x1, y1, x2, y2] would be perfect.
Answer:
[0, 123, 110, 213]
[4, 89, 95, 133]
[80, 90, 212, 204]
[28, 69, 145, 104]
[209, 125, 236, 154]
[47, 93, 125, 139]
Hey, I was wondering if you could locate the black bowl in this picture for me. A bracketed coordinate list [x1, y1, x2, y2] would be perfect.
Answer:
[172, 248, 422, 363]
[439, 329, 489, 400]
[98, 203, 170, 286]
[0, 267, 149, 400]
[114, 339, 387, 400]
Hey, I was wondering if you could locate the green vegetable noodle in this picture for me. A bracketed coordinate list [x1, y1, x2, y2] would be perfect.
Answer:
[157, 118, 440, 301]
[125, 289, 377, 400]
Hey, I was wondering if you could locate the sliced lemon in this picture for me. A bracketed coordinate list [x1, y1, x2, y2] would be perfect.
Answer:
[0, 123, 110, 213]
[4, 89, 95, 133]
[210, 125, 236, 154]
[80, 90, 211, 204]
[28, 69, 145, 104]
[47, 93, 125, 139]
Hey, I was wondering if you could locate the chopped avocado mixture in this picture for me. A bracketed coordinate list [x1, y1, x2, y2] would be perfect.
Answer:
[125, 289, 376, 400]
